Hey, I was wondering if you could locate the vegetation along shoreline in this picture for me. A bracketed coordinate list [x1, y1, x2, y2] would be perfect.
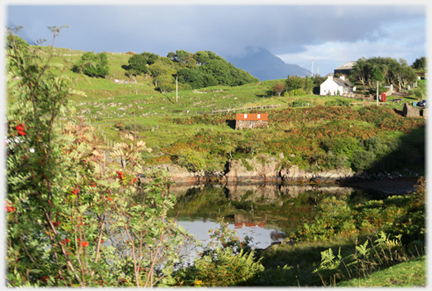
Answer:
[6, 28, 426, 287]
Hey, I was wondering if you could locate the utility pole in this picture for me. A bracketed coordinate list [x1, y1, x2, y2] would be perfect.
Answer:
[311, 59, 314, 77]
[176, 76, 178, 104]
[376, 81, 379, 106]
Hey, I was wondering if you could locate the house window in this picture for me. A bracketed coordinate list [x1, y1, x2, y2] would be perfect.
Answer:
[244, 114, 247, 119]
[257, 114, 261, 119]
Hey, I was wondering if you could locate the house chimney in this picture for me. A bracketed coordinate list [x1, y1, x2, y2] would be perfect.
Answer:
[340, 75, 345, 81]
[328, 75, 333, 80]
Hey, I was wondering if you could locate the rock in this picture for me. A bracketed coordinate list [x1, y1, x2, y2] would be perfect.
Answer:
[225, 154, 281, 184]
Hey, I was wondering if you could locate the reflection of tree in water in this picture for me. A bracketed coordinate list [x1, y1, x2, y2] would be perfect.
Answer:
[165, 184, 373, 233]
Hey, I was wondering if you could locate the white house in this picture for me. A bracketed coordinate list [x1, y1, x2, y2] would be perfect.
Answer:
[320, 75, 355, 96]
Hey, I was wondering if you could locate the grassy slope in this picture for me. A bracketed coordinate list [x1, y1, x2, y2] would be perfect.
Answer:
[337, 255, 426, 287]
[33, 46, 424, 151]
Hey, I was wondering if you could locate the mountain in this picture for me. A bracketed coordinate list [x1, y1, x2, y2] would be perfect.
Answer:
[223, 47, 311, 81]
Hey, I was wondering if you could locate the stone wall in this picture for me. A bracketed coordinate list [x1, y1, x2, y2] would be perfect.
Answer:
[403, 103, 421, 117]
[235, 120, 269, 130]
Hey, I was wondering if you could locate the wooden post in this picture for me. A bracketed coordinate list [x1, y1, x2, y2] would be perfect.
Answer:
[176, 76, 178, 104]
[377, 81, 379, 106]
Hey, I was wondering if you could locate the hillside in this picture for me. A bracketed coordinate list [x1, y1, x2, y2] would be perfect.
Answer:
[224, 46, 311, 80]
[19, 45, 425, 177]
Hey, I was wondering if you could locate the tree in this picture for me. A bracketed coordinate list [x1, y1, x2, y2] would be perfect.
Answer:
[303, 76, 315, 94]
[7, 27, 193, 288]
[193, 51, 210, 65]
[351, 56, 418, 91]
[412, 57, 426, 70]
[285, 75, 304, 91]
[351, 57, 372, 86]
[127, 53, 148, 76]
[148, 61, 175, 78]
[72, 51, 109, 77]
[140, 52, 159, 65]
[272, 82, 285, 97]
[370, 67, 385, 83]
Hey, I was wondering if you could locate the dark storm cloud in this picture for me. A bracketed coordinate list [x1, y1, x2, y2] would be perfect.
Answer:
[7, 5, 425, 58]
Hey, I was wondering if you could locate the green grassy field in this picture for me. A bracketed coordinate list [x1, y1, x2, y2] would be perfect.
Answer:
[32, 46, 425, 151]
[337, 255, 426, 287]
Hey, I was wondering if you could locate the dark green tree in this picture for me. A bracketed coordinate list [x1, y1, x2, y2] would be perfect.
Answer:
[193, 51, 210, 65]
[148, 61, 175, 77]
[140, 52, 159, 65]
[72, 51, 109, 77]
[370, 67, 385, 83]
[412, 57, 426, 70]
[285, 75, 304, 91]
[127, 53, 148, 76]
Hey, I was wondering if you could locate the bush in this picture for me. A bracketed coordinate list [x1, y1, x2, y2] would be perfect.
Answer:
[322, 137, 361, 162]
[289, 88, 306, 96]
[123, 123, 145, 132]
[72, 51, 109, 77]
[171, 248, 264, 287]
[168, 217, 262, 287]
[351, 149, 376, 172]
[292, 99, 312, 107]
[325, 100, 344, 107]
[175, 150, 207, 172]
[7, 28, 191, 288]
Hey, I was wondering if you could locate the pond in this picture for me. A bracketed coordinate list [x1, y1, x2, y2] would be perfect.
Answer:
[166, 182, 380, 252]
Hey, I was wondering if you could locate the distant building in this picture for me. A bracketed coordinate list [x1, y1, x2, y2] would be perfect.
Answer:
[334, 61, 356, 75]
[235, 113, 269, 130]
[320, 75, 355, 96]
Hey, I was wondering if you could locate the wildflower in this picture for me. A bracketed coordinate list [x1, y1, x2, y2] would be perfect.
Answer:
[6, 206, 16, 212]
[6, 202, 16, 213]
[116, 171, 124, 180]
[81, 241, 89, 247]
[194, 279, 203, 286]
[40, 275, 49, 283]
[15, 123, 26, 136]
[91, 182, 96, 187]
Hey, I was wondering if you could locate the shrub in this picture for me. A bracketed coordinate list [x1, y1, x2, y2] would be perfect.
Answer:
[167, 217, 262, 287]
[351, 149, 376, 172]
[325, 100, 344, 107]
[72, 51, 109, 77]
[6, 27, 192, 288]
[289, 88, 306, 96]
[322, 137, 362, 165]
[171, 248, 264, 287]
[174, 150, 207, 172]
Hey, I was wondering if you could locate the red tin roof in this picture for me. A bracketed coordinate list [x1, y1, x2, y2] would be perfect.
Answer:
[236, 113, 268, 121]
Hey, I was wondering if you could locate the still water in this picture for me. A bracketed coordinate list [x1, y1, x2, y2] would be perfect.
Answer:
[166, 183, 377, 251]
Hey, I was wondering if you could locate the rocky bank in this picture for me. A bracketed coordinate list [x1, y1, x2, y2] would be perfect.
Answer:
[140, 154, 417, 195]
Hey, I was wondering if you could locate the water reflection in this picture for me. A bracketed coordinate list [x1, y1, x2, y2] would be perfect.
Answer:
[166, 183, 374, 252]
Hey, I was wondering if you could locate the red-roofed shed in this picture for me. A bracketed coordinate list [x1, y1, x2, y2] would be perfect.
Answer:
[235, 113, 269, 130]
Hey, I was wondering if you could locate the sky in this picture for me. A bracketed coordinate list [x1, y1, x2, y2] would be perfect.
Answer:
[4, 1, 429, 76]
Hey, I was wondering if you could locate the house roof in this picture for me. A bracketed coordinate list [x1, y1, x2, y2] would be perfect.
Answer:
[335, 61, 356, 70]
[236, 113, 268, 121]
[333, 78, 353, 87]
